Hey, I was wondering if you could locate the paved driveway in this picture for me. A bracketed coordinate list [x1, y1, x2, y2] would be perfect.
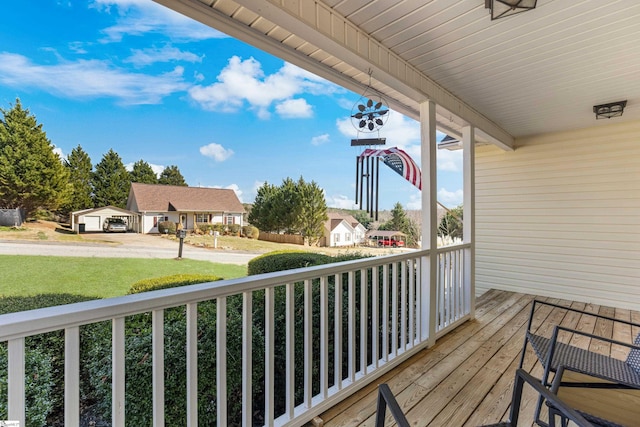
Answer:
[0, 233, 258, 265]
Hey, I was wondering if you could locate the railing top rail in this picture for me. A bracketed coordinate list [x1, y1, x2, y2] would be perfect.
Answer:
[0, 249, 429, 341]
[435, 242, 471, 253]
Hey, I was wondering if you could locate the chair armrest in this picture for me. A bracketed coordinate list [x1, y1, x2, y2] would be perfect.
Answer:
[509, 369, 594, 427]
[375, 384, 410, 427]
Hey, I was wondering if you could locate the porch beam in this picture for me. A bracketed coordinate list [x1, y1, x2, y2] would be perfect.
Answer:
[420, 100, 438, 345]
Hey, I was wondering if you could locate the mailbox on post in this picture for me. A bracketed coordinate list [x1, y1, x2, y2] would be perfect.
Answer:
[176, 229, 186, 259]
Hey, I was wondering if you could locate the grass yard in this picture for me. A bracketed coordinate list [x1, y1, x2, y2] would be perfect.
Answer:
[0, 255, 247, 299]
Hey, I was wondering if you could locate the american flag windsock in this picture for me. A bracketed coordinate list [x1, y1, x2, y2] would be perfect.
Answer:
[360, 147, 422, 190]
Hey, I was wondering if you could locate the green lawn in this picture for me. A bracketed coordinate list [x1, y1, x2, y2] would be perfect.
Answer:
[0, 255, 247, 299]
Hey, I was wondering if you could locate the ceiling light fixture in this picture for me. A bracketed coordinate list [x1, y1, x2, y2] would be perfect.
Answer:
[593, 100, 627, 119]
[485, 0, 537, 20]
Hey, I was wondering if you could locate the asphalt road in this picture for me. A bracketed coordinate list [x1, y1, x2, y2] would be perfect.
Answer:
[0, 239, 259, 265]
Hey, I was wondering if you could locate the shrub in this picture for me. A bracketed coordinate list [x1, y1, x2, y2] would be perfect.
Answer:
[157, 221, 176, 234]
[247, 251, 333, 275]
[128, 274, 222, 294]
[227, 224, 241, 235]
[241, 225, 259, 239]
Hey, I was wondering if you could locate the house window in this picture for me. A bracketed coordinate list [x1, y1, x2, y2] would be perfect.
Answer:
[153, 215, 164, 228]
[334, 233, 340, 242]
[225, 215, 235, 225]
[345, 234, 351, 242]
[196, 213, 208, 223]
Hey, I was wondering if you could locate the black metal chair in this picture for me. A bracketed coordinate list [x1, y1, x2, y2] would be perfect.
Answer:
[481, 369, 594, 427]
[519, 300, 640, 426]
[374, 383, 410, 427]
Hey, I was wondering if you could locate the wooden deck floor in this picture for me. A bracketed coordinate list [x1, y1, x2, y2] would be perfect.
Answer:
[318, 289, 640, 427]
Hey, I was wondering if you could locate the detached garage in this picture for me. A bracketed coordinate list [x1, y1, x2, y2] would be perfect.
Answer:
[71, 206, 140, 233]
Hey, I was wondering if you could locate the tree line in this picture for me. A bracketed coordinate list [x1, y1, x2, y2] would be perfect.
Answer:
[0, 99, 187, 219]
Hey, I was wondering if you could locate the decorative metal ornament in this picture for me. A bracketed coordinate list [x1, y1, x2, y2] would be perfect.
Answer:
[350, 95, 389, 134]
[485, 0, 537, 20]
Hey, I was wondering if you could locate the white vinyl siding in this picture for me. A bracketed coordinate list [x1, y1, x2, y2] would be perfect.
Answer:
[474, 120, 640, 310]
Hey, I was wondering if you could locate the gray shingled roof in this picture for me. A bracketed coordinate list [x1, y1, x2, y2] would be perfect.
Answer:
[129, 183, 244, 213]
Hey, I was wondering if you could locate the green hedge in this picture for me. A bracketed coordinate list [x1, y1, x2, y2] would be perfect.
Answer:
[157, 221, 176, 234]
[127, 273, 222, 294]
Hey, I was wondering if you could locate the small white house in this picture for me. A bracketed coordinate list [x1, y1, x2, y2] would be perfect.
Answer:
[126, 183, 245, 234]
[323, 213, 367, 247]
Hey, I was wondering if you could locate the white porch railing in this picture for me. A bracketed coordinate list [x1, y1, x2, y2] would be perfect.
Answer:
[0, 245, 472, 427]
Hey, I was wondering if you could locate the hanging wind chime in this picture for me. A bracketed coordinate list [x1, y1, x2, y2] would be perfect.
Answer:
[350, 73, 422, 220]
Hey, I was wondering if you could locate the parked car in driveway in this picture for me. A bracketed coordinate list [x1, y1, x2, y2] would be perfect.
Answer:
[103, 217, 127, 232]
[377, 238, 405, 247]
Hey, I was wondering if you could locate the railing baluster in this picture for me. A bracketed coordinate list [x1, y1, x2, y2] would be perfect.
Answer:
[382, 264, 389, 362]
[348, 271, 356, 381]
[243, 291, 253, 427]
[152, 311, 164, 427]
[285, 283, 294, 419]
[401, 261, 407, 352]
[334, 273, 343, 389]
[372, 266, 379, 369]
[112, 317, 125, 426]
[416, 256, 422, 342]
[8, 337, 25, 426]
[217, 297, 228, 427]
[264, 289, 274, 427]
[65, 327, 80, 427]
[391, 263, 398, 357]
[320, 276, 329, 397]
[304, 279, 312, 407]
[408, 258, 415, 347]
[186, 303, 198, 427]
[360, 268, 368, 375]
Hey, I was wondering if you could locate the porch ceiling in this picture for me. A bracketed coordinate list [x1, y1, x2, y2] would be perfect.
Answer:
[155, 0, 640, 149]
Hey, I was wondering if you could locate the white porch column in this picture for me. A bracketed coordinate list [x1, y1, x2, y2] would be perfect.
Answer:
[462, 126, 476, 318]
[420, 100, 438, 345]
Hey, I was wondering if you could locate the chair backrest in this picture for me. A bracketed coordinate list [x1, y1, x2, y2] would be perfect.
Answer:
[375, 384, 410, 427]
[626, 333, 640, 374]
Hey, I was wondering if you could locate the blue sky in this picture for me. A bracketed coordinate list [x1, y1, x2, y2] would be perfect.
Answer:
[0, 0, 463, 210]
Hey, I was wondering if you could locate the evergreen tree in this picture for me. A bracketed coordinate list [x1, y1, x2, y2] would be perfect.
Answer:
[274, 177, 302, 234]
[63, 145, 93, 213]
[248, 182, 279, 232]
[0, 99, 70, 218]
[92, 149, 130, 208]
[379, 202, 419, 246]
[158, 165, 187, 186]
[130, 160, 157, 184]
[297, 178, 328, 246]
[438, 205, 463, 239]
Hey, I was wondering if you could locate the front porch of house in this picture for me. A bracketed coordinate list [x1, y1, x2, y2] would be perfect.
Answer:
[321, 289, 640, 427]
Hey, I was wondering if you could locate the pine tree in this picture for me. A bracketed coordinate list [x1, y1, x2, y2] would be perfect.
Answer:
[297, 178, 328, 246]
[130, 160, 157, 184]
[380, 202, 419, 246]
[158, 165, 187, 186]
[63, 145, 93, 213]
[92, 149, 130, 208]
[0, 99, 70, 218]
[248, 182, 279, 232]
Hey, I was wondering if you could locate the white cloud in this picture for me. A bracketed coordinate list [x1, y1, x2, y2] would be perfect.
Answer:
[406, 192, 422, 210]
[209, 183, 243, 202]
[92, 0, 226, 42]
[0, 52, 188, 104]
[53, 146, 66, 162]
[275, 98, 313, 118]
[199, 142, 234, 162]
[311, 133, 330, 146]
[327, 194, 356, 209]
[438, 188, 463, 207]
[438, 149, 463, 172]
[188, 56, 337, 118]
[125, 45, 203, 67]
